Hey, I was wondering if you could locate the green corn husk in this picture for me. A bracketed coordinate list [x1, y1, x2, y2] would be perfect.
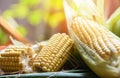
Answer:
[106, 7, 120, 37]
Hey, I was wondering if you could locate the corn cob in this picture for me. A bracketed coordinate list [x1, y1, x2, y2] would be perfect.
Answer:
[71, 17, 120, 60]
[71, 16, 120, 78]
[0, 46, 35, 73]
[33, 33, 73, 72]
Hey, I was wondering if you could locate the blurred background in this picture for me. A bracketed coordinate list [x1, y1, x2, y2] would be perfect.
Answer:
[0, 0, 120, 45]
[0, 0, 67, 45]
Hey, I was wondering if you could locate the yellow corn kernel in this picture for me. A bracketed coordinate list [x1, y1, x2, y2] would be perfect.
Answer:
[2, 66, 23, 72]
[33, 33, 74, 72]
[0, 57, 21, 62]
[0, 52, 21, 57]
[71, 19, 88, 45]
[0, 62, 23, 67]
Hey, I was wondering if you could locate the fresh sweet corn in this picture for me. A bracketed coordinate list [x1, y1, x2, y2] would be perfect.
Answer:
[0, 46, 35, 73]
[71, 16, 120, 78]
[0, 53, 23, 72]
[33, 33, 74, 72]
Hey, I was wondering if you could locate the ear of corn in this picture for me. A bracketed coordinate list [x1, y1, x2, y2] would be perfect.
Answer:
[33, 33, 74, 72]
[71, 16, 120, 78]
[0, 46, 35, 73]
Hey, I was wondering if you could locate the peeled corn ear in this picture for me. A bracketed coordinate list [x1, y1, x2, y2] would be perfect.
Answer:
[71, 16, 120, 78]
[0, 46, 35, 73]
[33, 33, 74, 72]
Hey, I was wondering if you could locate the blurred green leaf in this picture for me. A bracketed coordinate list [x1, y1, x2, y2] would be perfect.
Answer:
[0, 29, 8, 45]
[3, 4, 29, 19]
[12, 5, 29, 18]
[28, 10, 42, 25]
[20, 0, 41, 6]
[17, 25, 27, 37]
[3, 10, 14, 17]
